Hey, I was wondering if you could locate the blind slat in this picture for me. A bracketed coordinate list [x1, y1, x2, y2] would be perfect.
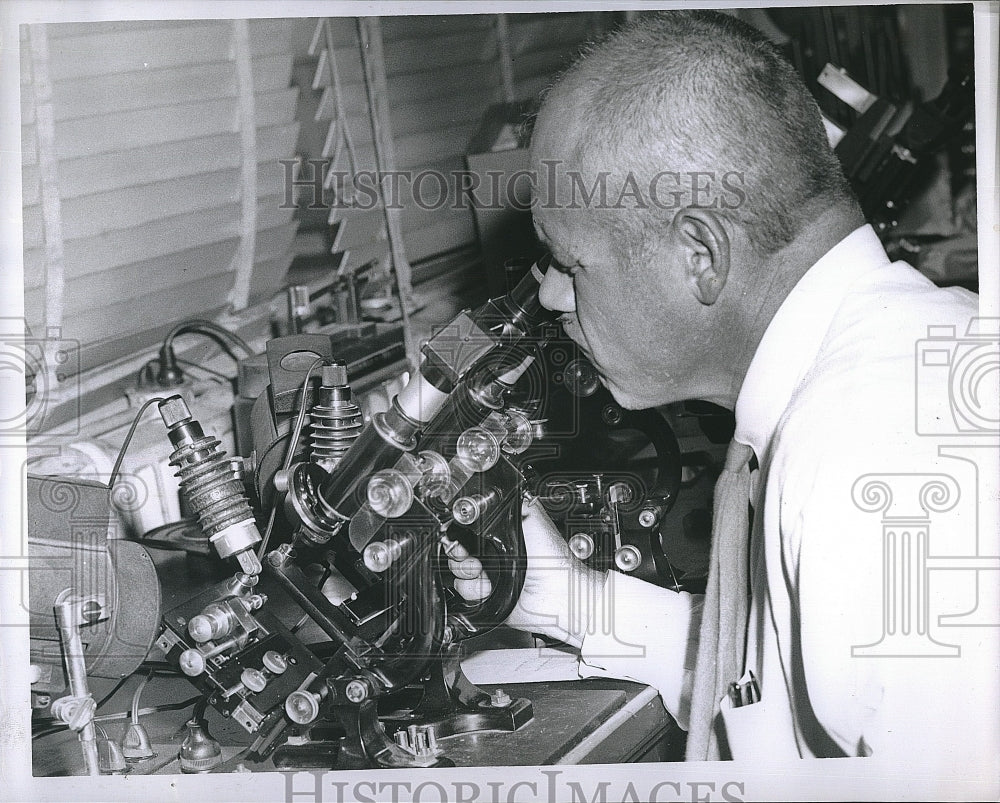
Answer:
[53, 123, 298, 201]
[47, 23, 236, 80]
[49, 54, 292, 122]
[26, 238, 238, 317]
[380, 15, 495, 42]
[510, 15, 594, 56]
[53, 89, 297, 161]
[23, 198, 295, 290]
[384, 30, 499, 76]
[48, 274, 237, 349]
[58, 165, 288, 242]
[390, 95, 490, 138]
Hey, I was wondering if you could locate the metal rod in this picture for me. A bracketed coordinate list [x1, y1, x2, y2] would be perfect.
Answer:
[54, 596, 101, 776]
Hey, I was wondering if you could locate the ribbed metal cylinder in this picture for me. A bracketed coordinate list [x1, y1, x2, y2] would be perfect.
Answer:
[310, 392, 363, 472]
[169, 435, 253, 536]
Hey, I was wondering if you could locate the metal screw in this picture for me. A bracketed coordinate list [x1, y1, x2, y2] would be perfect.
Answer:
[344, 680, 368, 703]
[638, 508, 658, 528]
[490, 688, 512, 708]
[601, 404, 622, 425]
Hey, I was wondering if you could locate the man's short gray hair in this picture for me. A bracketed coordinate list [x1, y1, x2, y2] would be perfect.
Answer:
[557, 10, 856, 256]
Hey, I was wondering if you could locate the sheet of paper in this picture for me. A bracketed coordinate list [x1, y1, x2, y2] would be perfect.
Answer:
[461, 647, 581, 685]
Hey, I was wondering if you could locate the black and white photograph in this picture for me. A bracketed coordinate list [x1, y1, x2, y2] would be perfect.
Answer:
[1, 1, 997, 801]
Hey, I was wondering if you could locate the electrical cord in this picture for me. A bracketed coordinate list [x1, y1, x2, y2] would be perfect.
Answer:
[163, 319, 253, 358]
[176, 358, 232, 383]
[130, 671, 152, 726]
[139, 319, 253, 389]
[107, 397, 167, 500]
[31, 664, 181, 732]
[256, 356, 328, 559]
[31, 697, 201, 741]
[136, 354, 235, 389]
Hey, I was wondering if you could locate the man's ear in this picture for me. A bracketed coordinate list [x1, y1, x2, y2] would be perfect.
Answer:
[673, 207, 731, 305]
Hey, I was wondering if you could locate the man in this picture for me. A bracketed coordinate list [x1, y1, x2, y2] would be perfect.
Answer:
[495, 10, 999, 766]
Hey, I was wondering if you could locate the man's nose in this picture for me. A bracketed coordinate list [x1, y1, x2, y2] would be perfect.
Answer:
[538, 266, 576, 313]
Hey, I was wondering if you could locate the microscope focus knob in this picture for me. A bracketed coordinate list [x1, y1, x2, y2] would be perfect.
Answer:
[187, 603, 235, 643]
[614, 545, 643, 572]
[179, 649, 206, 677]
[241, 668, 267, 693]
[285, 690, 322, 725]
[262, 650, 288, 675]
[568, 533, 595, 560]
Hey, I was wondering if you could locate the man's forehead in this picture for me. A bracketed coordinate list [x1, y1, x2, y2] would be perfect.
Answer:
[533, 203, 612, 268]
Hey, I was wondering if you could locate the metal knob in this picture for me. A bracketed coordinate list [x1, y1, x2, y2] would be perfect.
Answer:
[568, 532, 595, 560]
[178, 649, 206, 677]
[241, 668, 267, 693]
[262, 650, 288, 675]
[363, 539, 403, 573]
[285, 690, 321, 725]
[614, 544, 643, 572]
[638, 508, 659, 528]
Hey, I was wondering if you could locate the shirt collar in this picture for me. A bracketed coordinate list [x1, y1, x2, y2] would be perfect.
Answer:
[733, 224, 890, 462]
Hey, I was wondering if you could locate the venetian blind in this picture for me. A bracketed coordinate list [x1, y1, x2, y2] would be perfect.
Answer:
[21, 19, 301, 375]
[301, 12, 614, 282]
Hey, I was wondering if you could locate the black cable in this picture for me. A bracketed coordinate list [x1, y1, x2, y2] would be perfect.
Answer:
[192, 696, 209, 723]
[176, 358, 233, 383]
[164, 319, 253, 358]
[256, 356, 328, 559]
[317, 567, 331, 589]
[32, 696, 201, 740]
[31, 664, 182, 732]
[136, 359, 157, 388]
[153, 320, 254, 388]
[107, 397, 166, 500]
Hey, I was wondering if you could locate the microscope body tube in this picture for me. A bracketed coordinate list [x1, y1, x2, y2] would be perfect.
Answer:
[315, 262, 552, 519]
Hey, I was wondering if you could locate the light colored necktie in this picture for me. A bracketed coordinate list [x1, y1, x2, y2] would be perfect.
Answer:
[686, 439, 755, 761]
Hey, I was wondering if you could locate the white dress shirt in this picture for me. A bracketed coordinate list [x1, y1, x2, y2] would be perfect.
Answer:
[577, 225, 1000, 765]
